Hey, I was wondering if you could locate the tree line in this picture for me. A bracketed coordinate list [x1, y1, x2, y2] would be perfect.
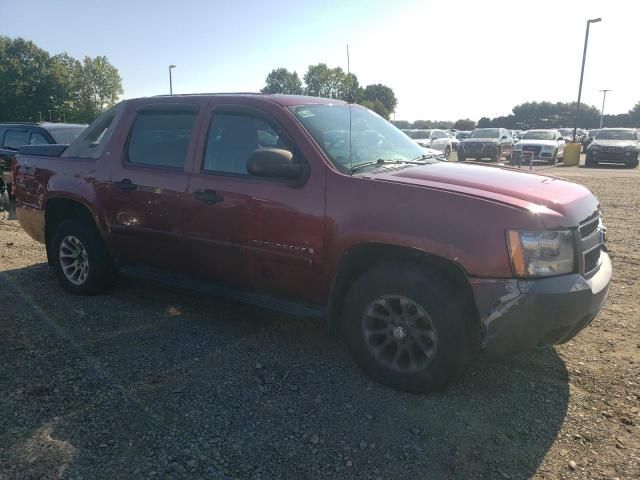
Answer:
[394, 101, 640, 132]
[261, 65, 397, 120]
[0, 36, 123, 124]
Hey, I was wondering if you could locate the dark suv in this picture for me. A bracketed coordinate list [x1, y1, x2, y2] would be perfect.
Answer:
[457, 128, 514, 162]
[0, 122, 87, 198]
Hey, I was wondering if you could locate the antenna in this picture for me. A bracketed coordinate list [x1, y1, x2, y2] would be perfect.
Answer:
[347, 44, 353, 174]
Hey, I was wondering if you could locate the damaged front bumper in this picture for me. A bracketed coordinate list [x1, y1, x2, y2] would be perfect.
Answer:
[470, 252, 611, 357]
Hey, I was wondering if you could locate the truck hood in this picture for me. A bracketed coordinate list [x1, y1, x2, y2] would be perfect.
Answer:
[369, 162, 598, 225]
[516, 139, 557, 148]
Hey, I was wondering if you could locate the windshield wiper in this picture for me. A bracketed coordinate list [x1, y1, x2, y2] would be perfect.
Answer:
[351, 158, 429, 173]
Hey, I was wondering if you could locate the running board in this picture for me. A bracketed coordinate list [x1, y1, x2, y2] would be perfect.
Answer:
[120, 265, 327, 318]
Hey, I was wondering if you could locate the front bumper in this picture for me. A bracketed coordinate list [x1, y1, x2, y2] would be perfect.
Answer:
[587, 149, 638, 164]
[470, 251, 611, 357]
[511, 150, 555, 162]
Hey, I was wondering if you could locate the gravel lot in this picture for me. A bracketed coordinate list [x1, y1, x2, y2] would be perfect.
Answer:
[1, 164, 639, 479]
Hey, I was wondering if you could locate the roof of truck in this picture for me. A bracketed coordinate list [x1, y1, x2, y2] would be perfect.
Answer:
[151, 93, 349, 107]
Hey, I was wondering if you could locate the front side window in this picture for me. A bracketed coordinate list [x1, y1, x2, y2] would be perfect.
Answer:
[289, 104, 429, 173]
[3, 130, 30, 150]
[127, 111, 196, 168]
[202, 112, 291, 175]
[470, 128, 500, 139]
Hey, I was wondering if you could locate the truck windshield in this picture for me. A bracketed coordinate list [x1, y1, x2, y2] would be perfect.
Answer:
[523, 131, 555, 140]
[470, 128, 500, 139]
[289, 104, 429, 173]
[595, 129, 638, 141]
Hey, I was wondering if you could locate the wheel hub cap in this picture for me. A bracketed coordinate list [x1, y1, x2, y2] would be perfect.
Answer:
[362, 295, 437, 373]
[59, 235, 89, 285]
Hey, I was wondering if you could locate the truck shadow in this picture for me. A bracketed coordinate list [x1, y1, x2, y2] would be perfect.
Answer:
[1, 264, 569, 479]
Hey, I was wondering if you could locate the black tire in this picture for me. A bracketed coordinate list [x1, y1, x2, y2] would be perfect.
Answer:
[50, 219, 116, 295]
[342, 263, 470, 393]
[444, 146, 451, 160]
[457, 155, 466, 162]
[0, 190, 9, 221]
[549, 150, 558, 165]
[627, 157, 639, 168]
[585, 158, 596, 168]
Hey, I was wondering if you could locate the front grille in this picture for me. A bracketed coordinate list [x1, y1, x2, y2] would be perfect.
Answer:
[578, 212, 605, 275]
[584, 247, 601, 273]
[464, 143, 484, 153]
[579, 215, 599, 238]
[522, 145, 542, 156]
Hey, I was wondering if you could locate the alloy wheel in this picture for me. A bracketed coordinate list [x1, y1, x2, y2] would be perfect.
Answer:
[59, 235, 90, 285]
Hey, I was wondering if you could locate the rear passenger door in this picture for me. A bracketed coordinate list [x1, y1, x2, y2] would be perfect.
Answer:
[102, 102, 201, 271]
[182, 103, 326, 304]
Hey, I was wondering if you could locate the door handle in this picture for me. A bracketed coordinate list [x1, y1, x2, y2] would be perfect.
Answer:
[193, 189, 224, 205]
[114, 179, 137, 192]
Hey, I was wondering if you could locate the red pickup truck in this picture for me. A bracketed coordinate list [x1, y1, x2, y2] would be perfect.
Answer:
[14, 94, 611, 393]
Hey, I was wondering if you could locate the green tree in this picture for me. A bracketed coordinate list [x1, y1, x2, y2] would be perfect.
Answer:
[74, 56, 123, 122]
[412, 120, 435, 129]
[629, 101, 640, 126]
[392, 120, 411, 129]
[477, 117, 491, 128]
[361, 84, 397, 118]
[360, 98, 389, 119]
[261, 68, 303, 95]
[303, 63, 353, 100]
[453, 118, 475, 130]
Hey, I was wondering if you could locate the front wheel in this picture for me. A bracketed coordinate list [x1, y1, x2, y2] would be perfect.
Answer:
[444, 146, 451, 160]
[51, 219, 116, 295]
[457, 155, 466, 162]
[342, 263, 469, 393]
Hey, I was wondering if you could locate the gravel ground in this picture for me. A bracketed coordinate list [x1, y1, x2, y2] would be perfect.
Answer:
[0, 165, 638, 479]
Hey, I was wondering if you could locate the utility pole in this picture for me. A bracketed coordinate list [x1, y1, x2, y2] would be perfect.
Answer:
[573, 18, 601, 142]
[169, 64, 176, 95]
[599, 89, 611, 128]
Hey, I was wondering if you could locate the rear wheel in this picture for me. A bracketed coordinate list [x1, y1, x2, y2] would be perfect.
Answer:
[0, 189, 9, 221]
[342, 263, 469, 393]
[50, 219, 116, 295]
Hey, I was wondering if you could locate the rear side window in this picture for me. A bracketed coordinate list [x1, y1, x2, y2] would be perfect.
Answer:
[29, 132, 49, 145]
[202, 112, 290, 175]
[63, 105, 122, 159]
[4, 130, 30, 150]
[127, 112, 196, 168]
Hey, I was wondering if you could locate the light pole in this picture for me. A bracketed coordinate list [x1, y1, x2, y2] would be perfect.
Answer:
[573, 18, 601, 142]
[599, 89, 611, 128]
[169, 65, 176, 95]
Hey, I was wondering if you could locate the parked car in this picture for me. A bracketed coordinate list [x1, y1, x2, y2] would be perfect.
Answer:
[558, 128, 575, 142]
[586, 128, 640, 168]
[14, 94, 611, 393]
[511, 129, 566, 165]
[406, 129, 453, 159]
[448, 132, 460, 151]
[457, 128, 514, 162]
[455, 131, 471, 141]
[0, 122, 87, 197]
[582, 129, 601, 152]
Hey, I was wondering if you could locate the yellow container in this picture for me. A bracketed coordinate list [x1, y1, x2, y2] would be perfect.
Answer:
[564, 143, 581, 167]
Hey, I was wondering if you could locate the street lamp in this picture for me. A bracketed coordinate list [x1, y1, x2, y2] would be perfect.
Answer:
[573, 17, 601, 142]
[599, 89, 611, 128]
[169, 64, 176, 95]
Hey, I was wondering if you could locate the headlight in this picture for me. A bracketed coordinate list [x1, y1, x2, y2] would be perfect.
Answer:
[624, 145, 638, 151]
[507, 230, 575, 277]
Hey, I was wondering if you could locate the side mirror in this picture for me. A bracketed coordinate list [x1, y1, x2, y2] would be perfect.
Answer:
[558, 137, 564, 141]
[501, 135, 508, 140]
[247, 148, 306, 180]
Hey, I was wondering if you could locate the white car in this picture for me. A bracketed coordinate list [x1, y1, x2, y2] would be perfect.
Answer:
[406, 129, 453, 160]
[447, 132, 460, 151]
[511, 129, 566, 165]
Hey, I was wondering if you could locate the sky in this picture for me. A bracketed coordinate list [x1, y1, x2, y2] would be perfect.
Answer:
[1, 0, 638, 122]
